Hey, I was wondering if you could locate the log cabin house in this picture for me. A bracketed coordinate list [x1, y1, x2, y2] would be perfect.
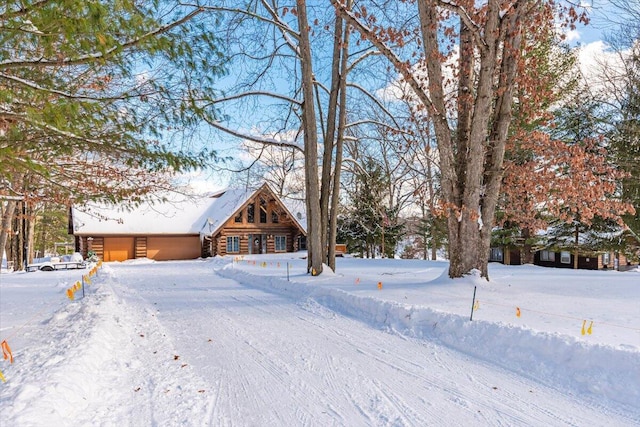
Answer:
[70, 183, 307, 262]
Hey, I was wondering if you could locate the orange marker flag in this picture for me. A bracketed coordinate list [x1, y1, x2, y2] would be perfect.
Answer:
[67, 288, 74, 301]
[377, 281, 383, 290]
[516, 307, 521, 318]
[355, 278, 360, 285]
[1, 340, 13, 363]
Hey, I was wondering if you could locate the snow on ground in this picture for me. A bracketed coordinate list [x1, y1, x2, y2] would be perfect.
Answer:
[0, 255, 638, 426]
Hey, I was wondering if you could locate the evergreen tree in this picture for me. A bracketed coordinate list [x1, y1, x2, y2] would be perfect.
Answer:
[0, 1, 226, 264]
[610, 41, 640, 250]
[0, 0, 225, 200]
[337, 157, 405, 258]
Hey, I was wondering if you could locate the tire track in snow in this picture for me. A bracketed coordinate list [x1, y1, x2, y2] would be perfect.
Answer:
[104, 261, 638, 426]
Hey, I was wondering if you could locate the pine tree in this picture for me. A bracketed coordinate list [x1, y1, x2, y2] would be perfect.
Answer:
[0, 1, 226, 265]
[610, 41, 640, 250]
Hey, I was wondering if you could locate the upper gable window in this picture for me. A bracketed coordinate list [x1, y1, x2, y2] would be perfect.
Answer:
[234, 211, 243, 223]
[271, 211, 279, 223]
[260, 198, 267, 223]
[247, 203, 255, 223]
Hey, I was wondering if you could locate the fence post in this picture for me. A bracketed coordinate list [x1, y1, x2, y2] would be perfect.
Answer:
[287, 262, 290, 282]
[469, 286, 477, 321]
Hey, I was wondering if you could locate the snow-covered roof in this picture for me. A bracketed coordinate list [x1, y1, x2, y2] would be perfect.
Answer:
[202, 184, 307, 236]
[72, 195, 219, 235]
[72, 183, 307, 236]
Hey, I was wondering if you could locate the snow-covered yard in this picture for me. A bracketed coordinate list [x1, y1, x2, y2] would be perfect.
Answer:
[0, 255, 638, 426]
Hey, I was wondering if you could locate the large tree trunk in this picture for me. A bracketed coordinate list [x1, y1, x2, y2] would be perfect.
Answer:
[296, 0, 323, 275]
[320, 11, 345, 266]
[333, 0, 527, 279]
[418, 0, 522, 279]
[328, 10, 350, 272]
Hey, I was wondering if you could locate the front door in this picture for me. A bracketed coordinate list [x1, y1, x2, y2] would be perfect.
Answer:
[252, 235, 262, 254]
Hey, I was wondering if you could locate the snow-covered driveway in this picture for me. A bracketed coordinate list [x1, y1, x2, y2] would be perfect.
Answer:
[89, 260, 633, 426]
[2, 258, 638, 426]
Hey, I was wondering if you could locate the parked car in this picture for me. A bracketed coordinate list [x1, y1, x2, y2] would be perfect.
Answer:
[27, 252, 86, 272]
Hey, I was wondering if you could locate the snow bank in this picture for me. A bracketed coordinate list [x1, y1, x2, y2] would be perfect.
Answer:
[216, 264, 640, 409]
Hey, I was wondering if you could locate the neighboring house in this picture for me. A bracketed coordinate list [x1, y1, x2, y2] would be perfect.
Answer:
[534, 249, 638, 271]
[489, 226, 639, 271]
[490, 245, 638, 270]
[70, 183, 307, 262]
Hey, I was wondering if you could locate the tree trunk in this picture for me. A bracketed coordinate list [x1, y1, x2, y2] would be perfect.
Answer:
[333, 0, 526, 279]
[296, 0, 323, 275]
[0, 200, 17, 264]
[574, 225, 579, 269]
[522, 228, 534, 264]
[328, 14, 350, 272]
[26, 203, 36, 265]
[320, 11, 345, 266]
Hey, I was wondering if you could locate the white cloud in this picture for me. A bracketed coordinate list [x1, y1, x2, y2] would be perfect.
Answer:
[577, 40, 627, 96]
[564, 29, 581, 43]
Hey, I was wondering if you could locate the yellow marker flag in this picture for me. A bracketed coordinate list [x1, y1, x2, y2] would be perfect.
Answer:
[516, 307, 521, 318]
[0, 369, 6, 382]
[581, 320, 586, 336]
[587, 321, 593, 335]
[474, 300, 480, 310]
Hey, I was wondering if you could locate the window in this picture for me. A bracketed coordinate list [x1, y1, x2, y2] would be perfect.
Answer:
[226, 236, 239, 253]
[271, 210, 279, 223]
[260, 198, 267, 223]
[247, 203, 255, 223]
[560, 251, 571, 264]
[602, 252, 611, 266]
[540, 250, 555, 262]
[489, 247, 503, 262]
[275, 235, 286, 252]
[234, 211, 242, 223]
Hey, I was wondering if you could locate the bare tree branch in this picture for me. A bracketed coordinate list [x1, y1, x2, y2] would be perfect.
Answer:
[203, 116, 304, 154]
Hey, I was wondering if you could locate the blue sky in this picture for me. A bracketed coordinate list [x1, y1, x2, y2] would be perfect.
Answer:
[183, 1, 628, 194]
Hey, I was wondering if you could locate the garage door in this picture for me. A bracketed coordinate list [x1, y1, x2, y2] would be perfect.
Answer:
[146, 236, 201, 261]
[103, 237, 134, 262]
